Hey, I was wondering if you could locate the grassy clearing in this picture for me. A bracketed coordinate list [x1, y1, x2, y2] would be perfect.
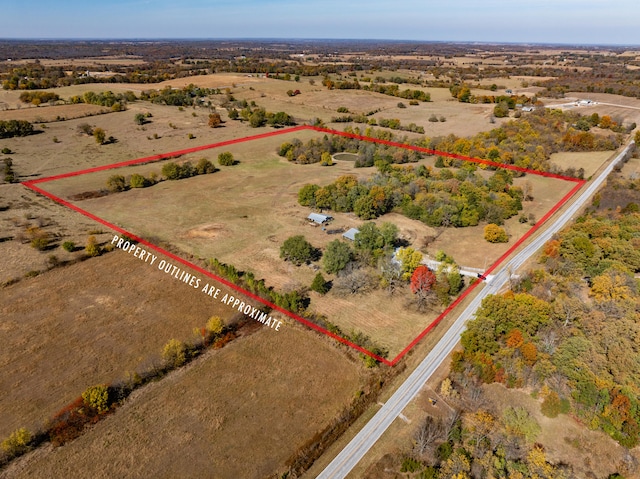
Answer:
[0, 250, 246, 439]
[549, 150, 614, 178]
[3, 325, 364, 479]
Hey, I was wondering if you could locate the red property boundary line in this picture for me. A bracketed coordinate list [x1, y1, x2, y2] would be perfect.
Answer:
[22, 125, 586, 367]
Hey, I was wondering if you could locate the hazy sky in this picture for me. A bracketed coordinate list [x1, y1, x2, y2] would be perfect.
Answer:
[2, 0, 639, 45]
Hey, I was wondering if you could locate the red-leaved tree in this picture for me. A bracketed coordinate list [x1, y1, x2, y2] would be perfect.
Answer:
[411, 265, 437, 294]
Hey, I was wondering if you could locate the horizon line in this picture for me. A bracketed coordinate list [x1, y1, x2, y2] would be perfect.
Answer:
[1, 37, 639, 49]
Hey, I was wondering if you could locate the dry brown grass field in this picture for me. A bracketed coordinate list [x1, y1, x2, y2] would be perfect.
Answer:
[2, 324, 364, 479]
[36, 129, 586, 357]
[0, 249, 250, 439]
[0, 74, 614, 359]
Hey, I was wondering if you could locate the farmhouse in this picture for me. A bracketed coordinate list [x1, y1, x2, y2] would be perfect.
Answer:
[308, 212, 333, 225]
[342, 228, 360, 241]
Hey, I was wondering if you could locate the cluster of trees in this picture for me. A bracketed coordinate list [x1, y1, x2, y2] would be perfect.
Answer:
[402, 405, 573, 478]
[0, 120, 34, 138]
[450, 84, 533, 108]
[68, 90, 136, 110]
[18, 90, 59, 105]
[208, 258, 309, 314]
[161, 158, 217, 180]
[571, 112, 633, 135]
[139, 84, 219, 107]
[373, 117, 425, 134]
[1, 64, 65, 90]
[299, 165, 524, 228]
[295, 108, 617, 177]
[107, 173, 155, 191]
[106, 158, 219, 192]
[456, 208, 640, 448]
[536, 65, 640, 99]
[227, 101, 294, 127]
[330, 113, 425, 134]
[321, 76, 431, 102]
[409, 261, 464, 310]
[280, 221, 465, 315]
[429, 109, 620, 174]
[279, 131, 421, 167]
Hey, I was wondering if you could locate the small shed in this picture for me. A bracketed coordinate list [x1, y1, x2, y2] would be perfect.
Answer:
[308, 213, 333, 225]
[342, 228, 359, 241]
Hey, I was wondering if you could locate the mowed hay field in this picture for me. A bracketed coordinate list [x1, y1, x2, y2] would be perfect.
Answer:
[3, 325, 364, 479]
[0, 249, 249, 439]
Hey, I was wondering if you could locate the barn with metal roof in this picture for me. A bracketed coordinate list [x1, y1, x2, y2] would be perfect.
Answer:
[307, 213, 333, 224]
[342, 228, 359, 241]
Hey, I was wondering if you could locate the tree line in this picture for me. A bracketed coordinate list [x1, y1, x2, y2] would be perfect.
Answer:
[321, 76, 431, 102]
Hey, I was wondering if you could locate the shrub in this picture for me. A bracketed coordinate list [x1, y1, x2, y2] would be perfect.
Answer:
[1, 147, 11, 154]
[81, 385, 109, 413]
[162, 161, 193, 180]
[310, 272, 330, 294]
[30, 234, 49, 251]
[484, 223, 508, 243]
[62, 241, 75, 252]
[93, 127, 106, 145]
[218, 152, 235, 166]
[195, 157, 216, 174]
[129, 173, 149, 188]
[85, 235, 101, 257]
[77, 123, 93, 135]
[206, 316, 224, 337]
[134, 113, 146, 125]
[162, 339, 188, 368]
[428, 114, 438, 122]
[541, 391, 562, 418]
[107, 174, 127, 192]
[337, 106, 349, 113]
[400, 457, 422, 473]
[1, 428, 31, 457]
[208, 112, 222, 127]
[397, 102, 406, 108]
[320, 151, 333, 166]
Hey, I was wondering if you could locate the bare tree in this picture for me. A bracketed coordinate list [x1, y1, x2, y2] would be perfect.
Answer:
[333, 268, 377, 296]
[413, 416, 446, 456]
